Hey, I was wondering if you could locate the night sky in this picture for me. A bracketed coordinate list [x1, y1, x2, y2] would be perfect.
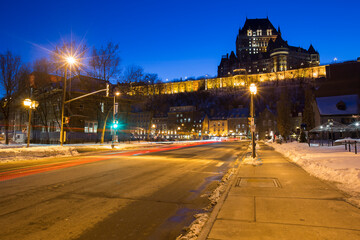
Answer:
[1, 0, 359, 81]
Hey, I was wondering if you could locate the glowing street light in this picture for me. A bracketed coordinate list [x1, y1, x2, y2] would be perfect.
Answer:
[249, 83, 257, 158]
[66, 56, 76, 65]
[250, 83, 257, 94]
[60, 55, 78, 146]
[23, 98, 39, 148]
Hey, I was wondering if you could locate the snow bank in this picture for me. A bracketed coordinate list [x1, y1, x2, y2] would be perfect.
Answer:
[242, 155, 262, 166]
[0, 146, 78, 163]
[177, 166, 237, 240]
[266, 141, 360, 205]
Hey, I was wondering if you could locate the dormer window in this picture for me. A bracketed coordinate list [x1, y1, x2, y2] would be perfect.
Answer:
[247, 30, 252, 36]
[257, 29, 262, 36]
[267, 29, 272, 35]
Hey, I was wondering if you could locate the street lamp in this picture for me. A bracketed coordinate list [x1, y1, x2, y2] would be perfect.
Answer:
[60, 55, 77, 146]
[23, 99, 39, 148]
[249, 83, 257, 158]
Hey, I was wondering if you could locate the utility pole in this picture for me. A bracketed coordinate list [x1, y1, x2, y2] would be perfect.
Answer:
[250, 83, 257, 158]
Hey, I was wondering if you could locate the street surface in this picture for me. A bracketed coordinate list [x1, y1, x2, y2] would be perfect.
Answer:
[0, 141, 246, 240]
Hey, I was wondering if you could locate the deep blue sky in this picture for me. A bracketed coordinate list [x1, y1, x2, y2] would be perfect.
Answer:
[1, 0, 359, 81]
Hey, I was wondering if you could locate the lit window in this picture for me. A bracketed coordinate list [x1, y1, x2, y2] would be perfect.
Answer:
[247, 30, 252, 36]
[84, 121, 98, 133]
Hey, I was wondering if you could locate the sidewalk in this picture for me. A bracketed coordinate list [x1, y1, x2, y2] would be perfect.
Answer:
[204, 142, 360, 239]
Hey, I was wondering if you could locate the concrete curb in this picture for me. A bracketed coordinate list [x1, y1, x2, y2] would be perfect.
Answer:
[197, 148, 249, 240]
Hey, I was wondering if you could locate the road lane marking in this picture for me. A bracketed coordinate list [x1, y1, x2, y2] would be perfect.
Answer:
[216, 162, 224, 167]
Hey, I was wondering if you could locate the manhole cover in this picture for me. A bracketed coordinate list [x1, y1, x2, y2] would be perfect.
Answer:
[236, 177, 281, 188]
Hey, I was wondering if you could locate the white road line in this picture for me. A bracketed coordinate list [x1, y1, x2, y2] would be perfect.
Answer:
[216, 162, 224, 167]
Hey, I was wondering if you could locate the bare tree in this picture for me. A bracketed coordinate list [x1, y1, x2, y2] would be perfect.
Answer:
[123, 65, 144, 83]
[144, 73, 159, 95]
[89, 42, 121, 82]
[120, 65, 144, 94]
[33, 58, 54, 74]
[31, 59, 56, 143]
[0, 51, 22, 144]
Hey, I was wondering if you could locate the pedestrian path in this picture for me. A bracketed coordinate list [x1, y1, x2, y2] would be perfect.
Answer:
[205, 143, 360, 239]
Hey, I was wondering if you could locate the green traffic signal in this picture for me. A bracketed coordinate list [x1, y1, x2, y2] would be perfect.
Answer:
[113, 123, 119, 129]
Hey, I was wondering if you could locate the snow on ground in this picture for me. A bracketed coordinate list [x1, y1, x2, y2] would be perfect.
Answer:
[0, 140, 219, 163]
[266, 141, 360, 206]
[0, 142, 153, 163]
[0, 146, 79, 163]
[242, 155, 262, 166]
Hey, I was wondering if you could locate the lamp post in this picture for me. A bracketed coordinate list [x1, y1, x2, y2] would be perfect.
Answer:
[23, 99, 39, 148]
[249, 83, 257, 158]
[112, 91, 120, 146]
[60, 56, 77, 146]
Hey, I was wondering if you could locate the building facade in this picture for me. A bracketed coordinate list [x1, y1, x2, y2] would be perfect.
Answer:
[218, 17, 320, 77]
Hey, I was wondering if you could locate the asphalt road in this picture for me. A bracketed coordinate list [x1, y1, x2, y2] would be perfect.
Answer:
[0, 141, 247, 240]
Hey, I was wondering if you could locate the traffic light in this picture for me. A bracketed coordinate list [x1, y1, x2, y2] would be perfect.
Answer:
[106, 83, 109, 97]
[248, 117, 253, 126]
[112, 122, 119, 129]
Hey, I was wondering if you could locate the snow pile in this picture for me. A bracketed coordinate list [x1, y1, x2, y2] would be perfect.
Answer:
[267, 141, 360, 205]
[176, 213, 209, 240]
[242, 155, 262, 166]
[177, 167, 236, 240]
[208, 168, 235, 206]
[335, 138, 360, 143]
[0, 146, 78, 162]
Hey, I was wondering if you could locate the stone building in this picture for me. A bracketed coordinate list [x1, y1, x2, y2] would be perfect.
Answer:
[218, 17, 320, 77]
[167, 106, 203, 139]
[227, 108, 249, 138]
[9, 73, 114, 144]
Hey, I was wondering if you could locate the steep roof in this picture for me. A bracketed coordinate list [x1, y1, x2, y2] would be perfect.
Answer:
[228, 108, 249, 118]
[308, 44, 317, 54]
[240, 18, 278, 34]
[268, 35, 288, 51]
[316, 95, 359, 116]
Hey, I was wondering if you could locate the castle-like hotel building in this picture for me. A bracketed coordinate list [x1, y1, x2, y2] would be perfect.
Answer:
[218, 17, 320, 77]
[130, 17, 325, 95]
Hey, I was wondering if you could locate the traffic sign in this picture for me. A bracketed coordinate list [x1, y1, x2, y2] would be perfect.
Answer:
[251, 124, 255, 132]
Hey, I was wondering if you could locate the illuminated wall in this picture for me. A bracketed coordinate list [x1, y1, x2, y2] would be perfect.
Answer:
[130, 65, 327, 95]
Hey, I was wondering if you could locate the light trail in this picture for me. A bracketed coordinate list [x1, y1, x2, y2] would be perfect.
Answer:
[0, 141, 217, 182]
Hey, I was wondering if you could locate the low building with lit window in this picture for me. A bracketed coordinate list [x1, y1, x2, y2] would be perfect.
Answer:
[227, 108, 249, 138]
[208, 111, 228, 137]
[11, 72, 114, 143]
[167, 106, 203, 139]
